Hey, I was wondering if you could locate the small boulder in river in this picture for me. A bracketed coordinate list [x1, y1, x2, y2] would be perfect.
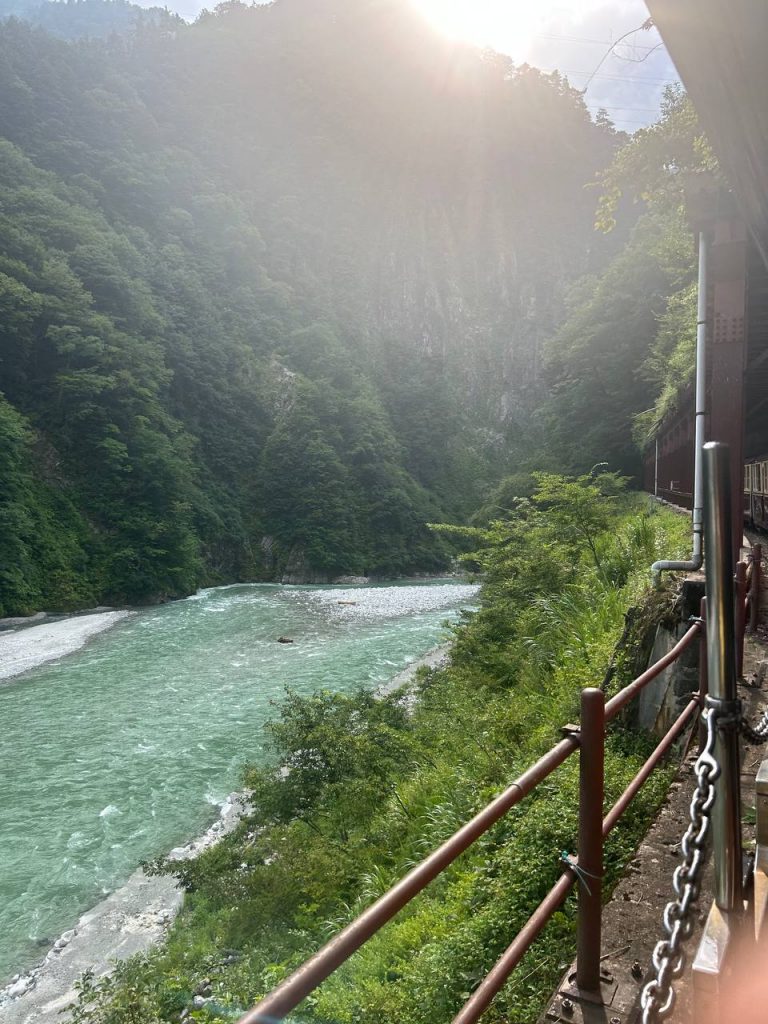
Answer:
[277, 636, 294, 644]
[337, 600, 357, 606]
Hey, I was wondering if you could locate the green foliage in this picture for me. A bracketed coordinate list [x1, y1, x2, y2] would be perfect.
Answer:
[70, 492, 691, 1024]
[245, 688, 414, 839]
[0, 393, 96, 614]
[538, 212, 696, 478]
[595, 87, 718, 232]
[0, 0, 628, 612]
[523, 87, 721, 481]
[0, 0, 182, 39]
[634, 282, 698, 446]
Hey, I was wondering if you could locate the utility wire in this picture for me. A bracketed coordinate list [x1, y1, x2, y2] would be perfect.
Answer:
[580, 17, 658, 92]
[536, 31, 657, 49]
[612, 41, 665, 64]
[586, 103, 664, 112]
[538, 67, 679, 86]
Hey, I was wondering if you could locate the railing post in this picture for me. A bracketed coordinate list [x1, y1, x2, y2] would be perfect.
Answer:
[703, 442, 743, 911]
[576, 687, 605, 991]
[750, 544, 762, 633]
[699, 596, 708, 753]
[735, 560, 747, 678]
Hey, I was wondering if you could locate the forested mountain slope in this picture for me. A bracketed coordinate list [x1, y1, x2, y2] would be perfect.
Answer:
[0, 0, 629, 614]
[0, 0, 181, 38]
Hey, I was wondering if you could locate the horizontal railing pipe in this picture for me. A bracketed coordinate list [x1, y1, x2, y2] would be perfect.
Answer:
[604, 622, 701, 721]
[238, 737, 579, 1024]
[239, 615, 712, 1024]
[602, 697, 699, 836]
[451, 871, 577, 1024]
[452, 698, 701, 1024]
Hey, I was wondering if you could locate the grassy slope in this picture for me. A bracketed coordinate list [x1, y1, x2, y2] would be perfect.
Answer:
[70, 492, 691, 1024]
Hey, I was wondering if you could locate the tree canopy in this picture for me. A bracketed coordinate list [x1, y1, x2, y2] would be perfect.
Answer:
[0, 0, 632, 613]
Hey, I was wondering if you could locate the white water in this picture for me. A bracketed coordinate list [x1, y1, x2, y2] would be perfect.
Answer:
[0, 580, 477, 985]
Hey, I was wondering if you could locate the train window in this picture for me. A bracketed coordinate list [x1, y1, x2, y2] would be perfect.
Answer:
[762, 463, 768, 494]
[746, 466, 752, 491]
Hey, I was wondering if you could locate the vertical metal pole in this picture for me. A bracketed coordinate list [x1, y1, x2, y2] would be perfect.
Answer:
[751, 544, 762, 634]
[691, 231, 709, 561]
[576, 688, 604, 991]
[699, 596, 708, 753]
[735, 561, 747, 678]
[703, 442, 743, 911]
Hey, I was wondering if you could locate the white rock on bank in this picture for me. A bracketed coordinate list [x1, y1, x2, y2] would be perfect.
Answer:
[5, 976, 34, 999]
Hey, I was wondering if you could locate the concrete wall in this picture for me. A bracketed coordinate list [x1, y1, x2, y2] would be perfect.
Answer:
[636, 579, 704, 736]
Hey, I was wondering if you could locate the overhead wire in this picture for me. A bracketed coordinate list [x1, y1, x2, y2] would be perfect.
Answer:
[612, 41, 665, 64]
[537, 67, 679, 85]
[578, 16, 659, 92]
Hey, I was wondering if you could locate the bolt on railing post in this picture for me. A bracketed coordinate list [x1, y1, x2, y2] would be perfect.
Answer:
[735, 560, 747, 678]
[699, 596, 708, 753]
[750, 544, 762, 633]
[576, 687, 605, 992]
[703, 442, 743, 911]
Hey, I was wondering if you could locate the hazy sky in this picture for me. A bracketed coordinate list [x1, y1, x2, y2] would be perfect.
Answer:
[138, 0, 680, 130]
[508, 0, 681, 130]
[407, 0, 681, 129]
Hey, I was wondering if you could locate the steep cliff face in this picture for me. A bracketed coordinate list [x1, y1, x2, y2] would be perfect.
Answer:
[0, 0, 625, 612]
[128, 0, 617, 417]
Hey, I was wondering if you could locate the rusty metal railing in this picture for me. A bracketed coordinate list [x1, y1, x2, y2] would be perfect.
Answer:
[238, 549, 762, 1024]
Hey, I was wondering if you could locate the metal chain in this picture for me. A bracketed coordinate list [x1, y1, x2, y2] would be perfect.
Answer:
[640, 706, 720, 1023]
[740, 706, 768, 745]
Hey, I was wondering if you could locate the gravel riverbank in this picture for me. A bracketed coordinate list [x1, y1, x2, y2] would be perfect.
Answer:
[0, 795, 247, 1024]
[0, 612, 131, 682]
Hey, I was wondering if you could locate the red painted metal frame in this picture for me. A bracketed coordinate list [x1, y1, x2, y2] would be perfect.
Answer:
[236, 737, 581, 1024]
[452, 696, 700, 1024]
[603, 623, 700, 721]
[576, 689, 605, 992]
[238, 554, 762, 1024]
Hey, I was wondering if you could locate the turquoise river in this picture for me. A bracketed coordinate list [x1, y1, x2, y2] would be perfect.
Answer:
[0, 580, 477, 984]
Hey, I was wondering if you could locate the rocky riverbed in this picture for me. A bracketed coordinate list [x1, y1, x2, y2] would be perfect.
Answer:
[0, 612, 131, 682]
[0, 638, 455, 1023]
[0, 794, 247, 1024]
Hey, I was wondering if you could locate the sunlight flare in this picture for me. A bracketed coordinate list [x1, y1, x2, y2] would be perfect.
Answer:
[409, 0, 587, 57]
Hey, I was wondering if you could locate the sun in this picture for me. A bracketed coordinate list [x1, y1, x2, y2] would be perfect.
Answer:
[409, 0, 597, 60]
[409, 0, 543, 54]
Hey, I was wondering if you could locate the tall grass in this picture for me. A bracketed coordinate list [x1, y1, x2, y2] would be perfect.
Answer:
[69, 490, 691, 1024]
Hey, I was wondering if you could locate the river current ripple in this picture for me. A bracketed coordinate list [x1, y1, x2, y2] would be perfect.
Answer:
[0, 580, 478, 983]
